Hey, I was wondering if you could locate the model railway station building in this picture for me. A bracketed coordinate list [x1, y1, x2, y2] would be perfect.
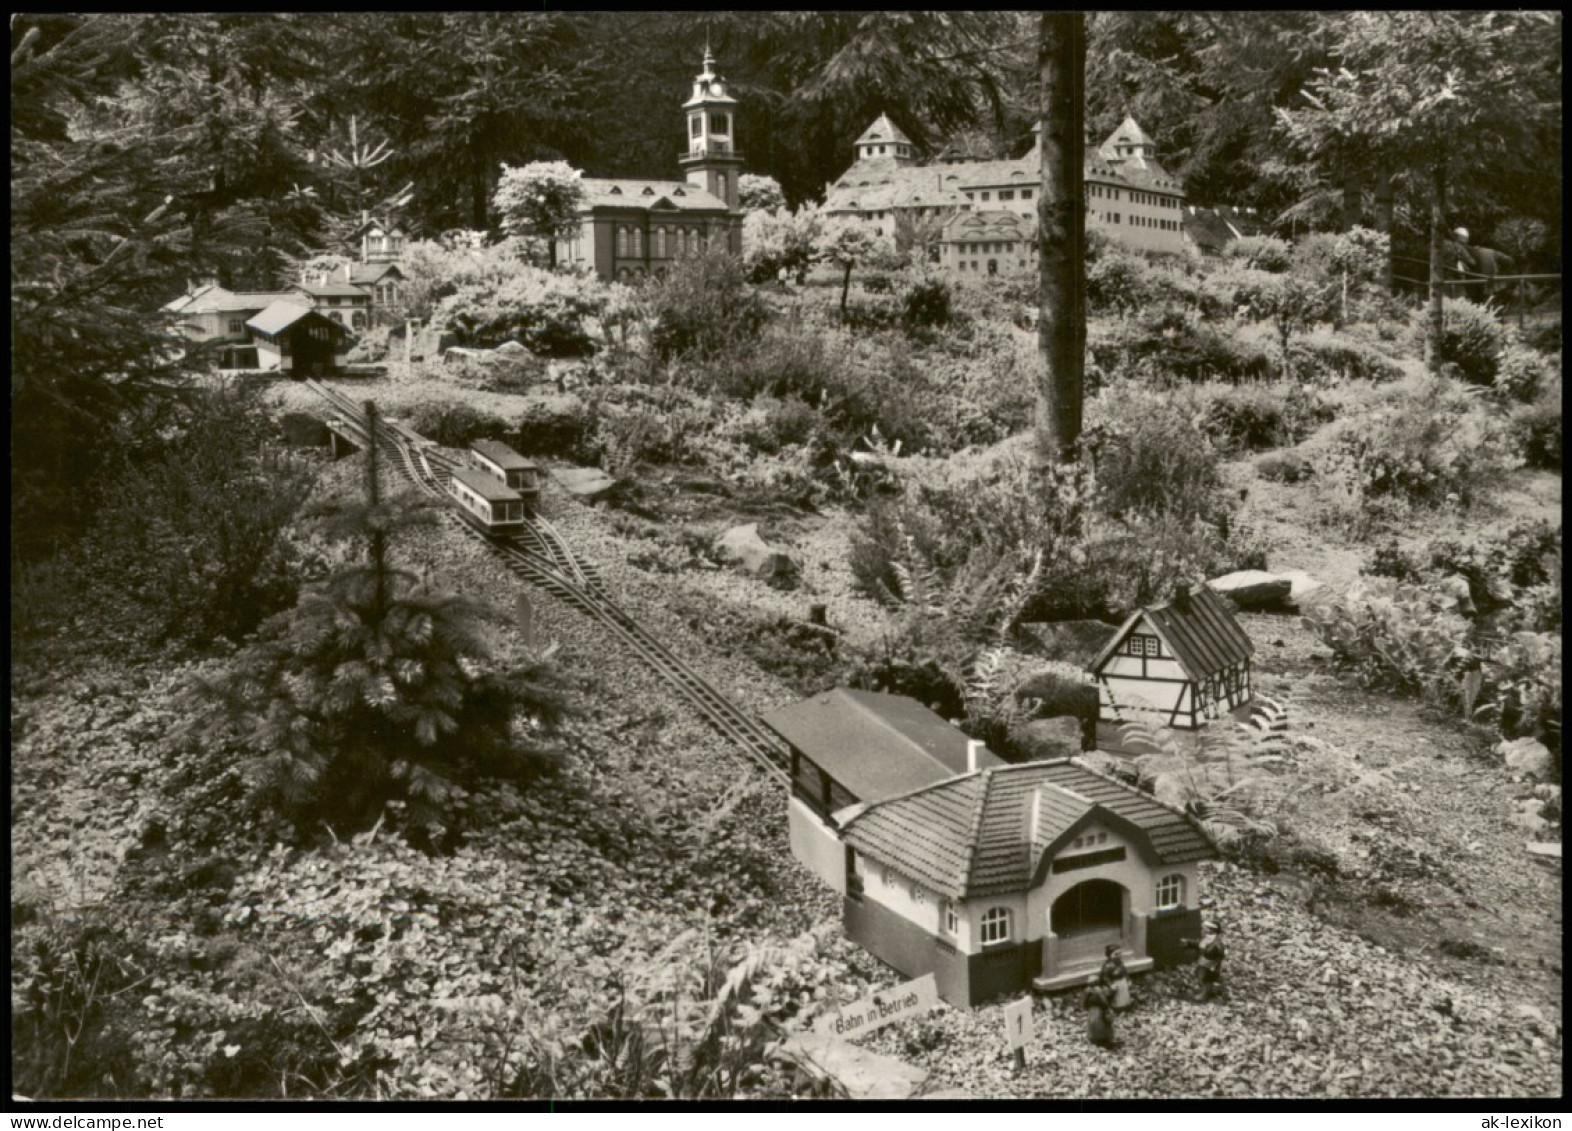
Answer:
[762, 688, 1216, 1008]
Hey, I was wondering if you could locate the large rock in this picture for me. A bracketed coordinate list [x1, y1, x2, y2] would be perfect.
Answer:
[1012, 715, 1086, 760]
[1513, 798, 1553, 837]
[1016, 621, 1119, 667]
[1499, 737, 1554, 780]
[1207, 571, 1294, 613]
[553, 467, 618, 500]
[716, 523, 800, 588]
[1435, 574, 1477, 617]
[1207, 569, 1324, 613]
[774, 1032, 929, 1101]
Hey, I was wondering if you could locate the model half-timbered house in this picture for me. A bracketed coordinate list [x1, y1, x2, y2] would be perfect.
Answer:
[1089, 584, 1254, 749]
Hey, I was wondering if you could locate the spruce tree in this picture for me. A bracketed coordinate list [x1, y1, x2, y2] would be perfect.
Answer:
[198, 403, 568, 843]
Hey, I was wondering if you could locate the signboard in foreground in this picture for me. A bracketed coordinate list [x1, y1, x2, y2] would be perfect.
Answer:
[813, 973, 940, 1040]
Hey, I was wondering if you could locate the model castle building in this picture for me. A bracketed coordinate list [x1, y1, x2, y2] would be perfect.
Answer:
[823, 113, 1187, 273]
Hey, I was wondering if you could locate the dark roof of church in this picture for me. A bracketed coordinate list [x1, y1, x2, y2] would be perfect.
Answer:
[579, 178, 730, 213]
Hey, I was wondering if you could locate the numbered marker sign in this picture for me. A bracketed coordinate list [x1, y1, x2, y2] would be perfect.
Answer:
[1003, 997, 1034, 1050]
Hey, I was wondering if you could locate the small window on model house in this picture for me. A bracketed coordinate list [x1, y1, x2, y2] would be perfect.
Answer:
[1155, 874, 1185, 910]
[690, 117, 702, 138]
[939, 899, 958, 936]
[980, 907, 1011, 945]
[229, 320, 245, 335]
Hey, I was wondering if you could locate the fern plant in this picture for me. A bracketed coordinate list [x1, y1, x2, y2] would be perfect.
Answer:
[1116, 696, 1295, 847]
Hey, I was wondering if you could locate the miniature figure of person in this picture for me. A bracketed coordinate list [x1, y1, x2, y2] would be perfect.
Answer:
[1082, 973, 1117, 1048]
[1101, 944, 1132, 1011]
[1196, 921, 1226, 1001]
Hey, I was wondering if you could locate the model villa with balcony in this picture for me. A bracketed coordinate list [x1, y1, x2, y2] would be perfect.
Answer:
[762, 688, 1216, 1008]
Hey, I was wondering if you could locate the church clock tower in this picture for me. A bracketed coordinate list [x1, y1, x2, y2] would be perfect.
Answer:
[678, 49, 743, 210]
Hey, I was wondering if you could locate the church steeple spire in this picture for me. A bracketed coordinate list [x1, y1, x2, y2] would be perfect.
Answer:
[679, 48, 743, 210]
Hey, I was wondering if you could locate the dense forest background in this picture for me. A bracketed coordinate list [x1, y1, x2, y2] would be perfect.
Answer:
[10, 11, 1562, 560]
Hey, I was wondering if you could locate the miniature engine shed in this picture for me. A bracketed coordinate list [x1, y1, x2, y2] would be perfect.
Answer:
[1089, 583, 1255, 752]
[762, 689, 1216, 1008]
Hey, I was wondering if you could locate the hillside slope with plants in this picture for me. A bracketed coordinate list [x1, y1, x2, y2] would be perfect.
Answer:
[13, 232, 1561, 1099]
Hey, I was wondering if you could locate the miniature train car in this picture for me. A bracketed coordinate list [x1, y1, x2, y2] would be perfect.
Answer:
[469, 440, 541, 511]
[447, 466, 527, 533]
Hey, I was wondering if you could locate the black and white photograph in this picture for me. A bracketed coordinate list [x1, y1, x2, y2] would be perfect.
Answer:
[10, 10, 1562, 1107]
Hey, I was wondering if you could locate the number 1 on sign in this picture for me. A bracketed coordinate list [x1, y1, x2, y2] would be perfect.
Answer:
[1003, 997, 1034, 1053]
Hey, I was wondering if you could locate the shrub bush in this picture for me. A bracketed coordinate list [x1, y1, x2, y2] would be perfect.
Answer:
[1523, 317, 1560, 355]
[899, 275, 953, 335]
[1202, 382, 1336, 452]
[1425, 297, 1507, 386]
[1255, 451, 1313, 483]
[515, 397, 598, 463]
[1493, 344, 1556, 403]
[401, 399, 513, 449]
[1225, 235, 1293, 272]
[838, 295, 901, 333]
[12, 915, 147, 1097]
[433, 267, 604, 358]
[1299, 578, 1469, 701]
[1483, 632, 1561, 769]
[82, 380, 313, 650]
[1316, 376, 1520, 514]
[1286, 330, 1407, 385]
[1086, 385, 1226, 524]
[1512, 387, 1562, 471]
[1087, 252, 1156, 319]
[648, 250, 769, 360]
[1091, 319, 1274, 385]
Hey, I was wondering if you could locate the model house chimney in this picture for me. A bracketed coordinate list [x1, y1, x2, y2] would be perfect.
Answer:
[967, 739, 985, 772]
[320, 270, 330, 287]
[1173, 583, 1193, 613]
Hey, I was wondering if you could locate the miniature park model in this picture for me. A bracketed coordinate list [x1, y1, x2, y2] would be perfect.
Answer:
[763, 585, 1250, 1009]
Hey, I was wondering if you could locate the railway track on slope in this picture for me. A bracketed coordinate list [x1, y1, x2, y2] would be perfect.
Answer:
[306, 381, 791, 784]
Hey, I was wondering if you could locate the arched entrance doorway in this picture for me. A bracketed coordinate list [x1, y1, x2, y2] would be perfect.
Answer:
[1050, 879, 1127, 967]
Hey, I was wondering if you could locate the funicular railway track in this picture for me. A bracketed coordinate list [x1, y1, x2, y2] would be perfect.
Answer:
[306, 381, 791, 784]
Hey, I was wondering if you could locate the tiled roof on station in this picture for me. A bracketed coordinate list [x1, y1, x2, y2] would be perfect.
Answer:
[841, 759, 1215, 898]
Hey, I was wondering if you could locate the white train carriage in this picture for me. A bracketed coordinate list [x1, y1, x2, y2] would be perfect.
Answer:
[447, 466, 527, 533]
[470, 439, 541, 513]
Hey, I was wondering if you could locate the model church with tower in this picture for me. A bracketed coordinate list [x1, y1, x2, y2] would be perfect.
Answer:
[555, 50, 745, 281]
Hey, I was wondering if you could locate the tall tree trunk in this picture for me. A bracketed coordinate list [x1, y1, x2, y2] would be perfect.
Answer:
[1035, 12, 1086, 467]
[364, 400, 390, 620]
[840, 263, 852, 314]
[1426, 161, 1447, 376]
[471, 131, 490, 230]
[1373, 168, 1394, 294]
[1339, 164, 1362, 232]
